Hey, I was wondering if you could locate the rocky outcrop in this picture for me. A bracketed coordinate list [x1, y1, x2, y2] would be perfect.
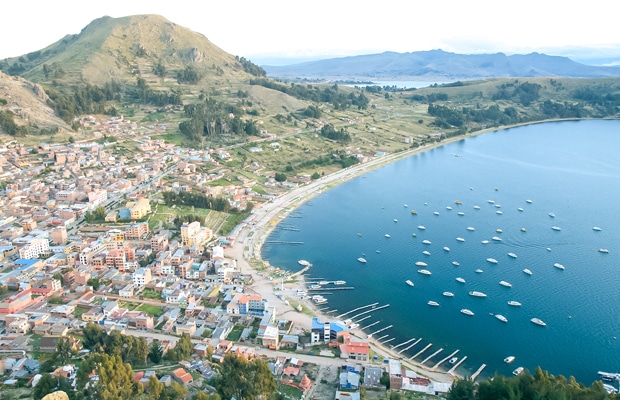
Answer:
[42, 391, 70, 400]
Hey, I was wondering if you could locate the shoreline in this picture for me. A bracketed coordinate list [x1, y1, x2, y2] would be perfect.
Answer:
[224, 119, 596, 384]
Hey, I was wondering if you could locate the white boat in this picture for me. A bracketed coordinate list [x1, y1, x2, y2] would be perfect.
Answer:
[496, 228, 503, 233]
[443, 246, 450, 252]
[466, 226, 475, 231]
[461, 308, 474, 316]
[499, 280, 512, 288]
[487, 200, 495, 204]
[492, 236, 502, 241]
[422, 250, 431, 256]
[593, 226, 602, 231]
[513, 367, 524, 376]
[473, 205, 481, 210]
[319, 280, 329, 286]
[350, 323, 359, 329]
[418, 269, 432, 275]
[523, 269, 533, 275]
[394, 219, 398, 223]
[385, 234, 391, 238]
[553, 263, 565, 270]
[504, 356, 515, 364]
[517, 207, 524, 212]
[458, 212, 465, 216]
[405, 280, 415, 287]
[531, 317, 547, 327]
[469, 291, 487, 298]
[599, 248, 609, 253]
[507, 301, 522, 307]
[521, 227, 527, 232]
[422, 239, 432, 245]
[456, 237, 465, 242]
[404, 204, 408, 208]
[298, 260, 310, 266]
[604, 384, 618, 394]
[475, 269, 484, 273]
[449, 357, 458, 364]
[487, 258, 498, 264]
[446, 206, 453, 210]
[526, 199, 533, 204]
[416, 261, 428, 267]
[434, 211, 440, 215]
[495, 314, 508, 323]
[358, 257, 367, 263]
[508, 252, 517, 258]
[495, 204, 502, 208]
[452, 261, 460, 266]
[310, 284, 321, 289]
[549, 212, 556, 218]
[456, 277, 466, 283]
[481, 240, 490, 244]
[547, 247, 552, 252]
[428, 301, 440, 307]
[418, 225, 426, 230]
[313, 296, 328, 304]
[496, 210, 503, 215]
[551, 226, 561, 231]
[443, 291, 455, 297]
[334, 280, 346, 285]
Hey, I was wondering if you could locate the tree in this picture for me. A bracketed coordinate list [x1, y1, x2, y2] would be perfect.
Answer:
[194, 392, 221, 400]
[135, 337, 149, 366]
[33, 373, 56, 400]
[69, 136, 75, 143]
[55, 336, 75, 365]
[77, 353, 141, 400]
[447, 377, 475, 400]
[216, 354, 276, 400]
[147, 375, 164, 400]
[148, 340, 163, 363]
[274, 172, 286, 182]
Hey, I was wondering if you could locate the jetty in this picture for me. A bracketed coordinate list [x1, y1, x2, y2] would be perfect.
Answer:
[350, 304, 390, 320]
[336, 302, 379, 319]
[361, 320, 381, 330]
[376, 334, 390, 342]
[370, 325, 393, 337]
[392, 338, 417, 350]
[422, 348, 444, 364]
[265, 240, 304, 245]
[353, 315, 372, 324]
[411, 343, 433, 360]
[471, 364, 487, 381]
[381, 338, 395, 345]
[399, 338, 422, 354]
[307, 287, 355, 291]
[432, 350, 460, 370]
[448, 356, 467, 375]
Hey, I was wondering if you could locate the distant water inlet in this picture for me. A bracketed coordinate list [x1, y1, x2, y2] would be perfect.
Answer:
[262, 120, 620, 384]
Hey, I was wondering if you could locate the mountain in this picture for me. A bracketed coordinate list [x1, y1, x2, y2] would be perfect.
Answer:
[1, 14, 255, 85]
[263, 49, 620, 81]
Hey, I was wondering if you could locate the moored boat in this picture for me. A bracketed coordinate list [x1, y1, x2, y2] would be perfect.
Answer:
[434, 211, 440, 215]
[531, 317, 547, 327]
[443, 291, 455, 297]
[443, 246, 450, 252]
[428, 300, 440, 307]
[446, 206, 453, 210]
[422, 250, 431, 256]
[350, 323, 359, 329]
[358, 257, 367, 263]
[487, 258, 498, 264]
[405, 280, 414, 287]
[334, 280, 346, 285]
[411, 210, 417, 215]
[456, 237, 465, 242]
[452, 261, 460, 266]
[492, 236, 502, 241]
[394, 219, 398, 222]
[475, 269, 484, 273]
[473, 205, 481, 210]
[508, 252, 517, 258]
[504, 356, 515, 363]
[517, 207, 524, 212]
[549, 212, 556, 218]
[418, 269, 432, 275]
[385, 234, 391, 238]
[458, 212, 465, 216]
[496, 228, 503, 233]
[298, 260, 310, 266]
[495, 314, 508, 323]
[469, 291, 487, 298]
[599, 248, 609, 253]
[593, 226, 602, 231]
[499, 280, 512, 288]
[415, 261, 428, 267]
[461, 308, 474, 316]
[553, 263, 565, 270]
[467, 226, 475, 231]
[521, 227, 527, 232]
[508, 300, 522, 307]
[449, 357, 458, 364]
[418, 225, 426, 230]
[523, 268, 533, 275]
[526, 199, 533, 203]
[496, 210, 503, 215]
[481, 240, 490, 244]
[551, 226, 561, 231]
[456, 277, 466, 283]
[513, 367, 524, 376]
[422, 239, 432, 245]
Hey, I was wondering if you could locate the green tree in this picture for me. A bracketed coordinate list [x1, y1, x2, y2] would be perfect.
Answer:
[77, 353, 141, 400]
[447, 377, 475, 400]
[69, 136, 75, 143]
[274, 172, 286, 182]
[33, 373, 56, 400]
[147, 374, 165, 400]
[149, 340, 163, 363]
[55, 336, 75, 364]
[194, 392, 221, 400]
[216, 354, 276, 400]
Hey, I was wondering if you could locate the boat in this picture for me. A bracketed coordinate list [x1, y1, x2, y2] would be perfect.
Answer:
[449, 357, 458, 364]
[443, 291, 455, 297]
[473, 205, 481, 210]
[487, 258, 498, 264]
[350, 323, 359, 329]
[593, 226, 602, 231]
[376, 250, 381, 253]
[508, 252, 517, 258]
[604, 384, 618, 394]
[319, 280, 329, 285]
[599, 248, 609, 253]
[495, 204, 502, 208]
[481, 240, 490, 244]
[492, 236, 502, 241]
[496, 228, 503, 233]
[404, 204, 408, 208]
[466, 226, 475, 231]
[551, 226, 562, 231]
[488, 200, 495, 204]
[598, 371, 620, 382]
[418, 225, 426, 230]
[523, 268, 533, 275]
[549, 212, 556, 218]
[446, 206, 453, 210]
[460, 309, 474, 316]
[422, 239, 432, 245]
[495, 314, 508, 323]
[521, 227, 527, 232]
[422, 250, 431, 256]
[443, 246, 450, 252]
[415, 261, 428, 267]
[499, 280, 512, 288]
[313, 296, 328, 304]
[310, 284, 321, 289]
[456, 277, 466, 283]
[357, 233, 362, 237]
[547, 247, 552, 252]
[455, 200, 463, 205]
[433, 211, 440, 215]
[508, 301, 522, 307]
[428, 301, 440, 307]
[475, 269, 484, 273]
[531, 317, 547, 327]
[456, 237, 465, 242]
[334, 280, 346, 285]
[457, 211, 465, 216]
[513, 367, 524, 376]
[385, 234, 391, 238]
[517, 207, 524, 212]
[411, 210, 417, 215]
[526, 199, 533, 204]
[418, 269, 432, 275]
[358, 257, 367, 263]
[452, 261, 460, 266]
[469, 291, 487, 298]
[405, 280, 415, 287]
[298, 260, 310, 266]
[504, 356, 515, 364]
[496, 210, 503, 215]
[553, 263, 565, 270]
[394, 219, 398, 223]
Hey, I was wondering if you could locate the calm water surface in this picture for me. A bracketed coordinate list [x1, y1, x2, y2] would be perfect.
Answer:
[262, 120, 620, 384]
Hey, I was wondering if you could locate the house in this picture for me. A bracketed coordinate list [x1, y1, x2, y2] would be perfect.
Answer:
[339, 338, 369, 361]
[171, 368, 193, 385]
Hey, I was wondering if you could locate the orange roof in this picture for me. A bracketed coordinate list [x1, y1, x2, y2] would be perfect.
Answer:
[300, 374, 312, 390]
[172, 368, 192, 383]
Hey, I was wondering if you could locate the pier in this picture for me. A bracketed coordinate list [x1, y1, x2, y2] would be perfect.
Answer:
[381, 338, 395, 345]
[336, 302, 379, 319]
[421, 348, 444, 364]
[471, 364, 487, 381]
[265, 240, 304, 245]
[307, 287, 355, 291]
[448, 356, 467, 375]
[369, 325, 393, 338]
[361, 320, 381, 330]
[354, 315, 372, 324]
[431, 350, 460, 370]
[392, 338, 417, 350]
[399, 338, 422, 354]
[350, 304, 390, 320]
[411, 343, 433, 360]
[376, 334, 390, 342]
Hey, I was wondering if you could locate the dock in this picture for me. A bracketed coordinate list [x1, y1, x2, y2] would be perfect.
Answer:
[392, 338, 416, 350]
[431, 350, 460, 370]
[421, 348, 444, 364]
[354, 315, 372, 324]
[350, 304, 390, 320]
[471, 364, 486, 381]
[361, 320, 381, 330]
[376, 334, 390, 342]
[336, 302, 379, 319]
[411, 343, 433, 360]
[307, 287, 355, 291]
[381, 338, 395, 345]
[399, 338, 422, 354]
[448, 356, 467, 375]
[369, 324, 393, 337]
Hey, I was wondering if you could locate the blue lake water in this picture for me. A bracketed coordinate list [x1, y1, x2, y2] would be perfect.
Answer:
[262, 119, 620, 384]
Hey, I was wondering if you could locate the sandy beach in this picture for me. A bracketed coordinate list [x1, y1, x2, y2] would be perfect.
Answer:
[223, 134, 492, 384]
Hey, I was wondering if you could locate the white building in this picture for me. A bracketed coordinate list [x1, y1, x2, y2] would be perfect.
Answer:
[133, 267, 152, 288]
[18, 237, 50, 259]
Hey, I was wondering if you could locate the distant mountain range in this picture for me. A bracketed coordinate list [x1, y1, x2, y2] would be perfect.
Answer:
[263, 49, 620, 81]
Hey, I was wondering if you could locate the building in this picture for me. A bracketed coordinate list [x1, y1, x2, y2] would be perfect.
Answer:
[311, 318, 349, 344]
[133, 268, 152, 288]
[50, 226, 68, 245]
[130, 198, 151, 220]
[180, 221, 212, 247]
[125, 222, 149, 240]
[21, 218, 37, 231]
[18, 237, 50, 259]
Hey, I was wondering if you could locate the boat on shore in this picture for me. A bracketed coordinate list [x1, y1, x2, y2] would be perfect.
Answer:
[513, 367, 524, 376]
[469, 291, 487, 298]
[405, 280, 414, 287]
[495, 314, 508, 323]
[553, 263, 565, 270]
[443, 291, 455, 297]
[461, 308, 474, 316]
[504, 356, 515, 364]
[508, 301, 522, 307]
[415, 261, 428, 267]
[531, 317, 547, 327]
[418, 269, 432, 276]
[487, 258, 498, 264]
[499, 280, 512, 288]
[428, 300, 440, 307]
[358, 257, 367, 263]
[523, 268, 533, 275]
[298, 260, 310, 266]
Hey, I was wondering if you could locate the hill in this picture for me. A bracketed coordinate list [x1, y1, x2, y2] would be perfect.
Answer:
[263, 49, 620, 81]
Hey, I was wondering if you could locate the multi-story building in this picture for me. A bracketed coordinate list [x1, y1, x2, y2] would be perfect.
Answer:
[133, 267, 152, 288]
[50, 226, 68, 245]
[125, 222, 149, 240]
[129, 198, 151, 220]
[18, 237, 50, 259]
[21, 218, 37, 231]
[180, 221, 212, 247]
[311, 318, 349, 344]
[88, 189, 108, 207]
[151, 234, 169, 253]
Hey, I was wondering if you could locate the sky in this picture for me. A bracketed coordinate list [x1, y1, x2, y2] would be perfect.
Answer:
[3, 0, 620, 65]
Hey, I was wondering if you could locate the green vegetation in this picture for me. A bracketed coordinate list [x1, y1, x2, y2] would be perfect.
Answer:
[226, 324, 245, 341]
[0, 110, 28, 136]
[135, 303, 164, 317]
